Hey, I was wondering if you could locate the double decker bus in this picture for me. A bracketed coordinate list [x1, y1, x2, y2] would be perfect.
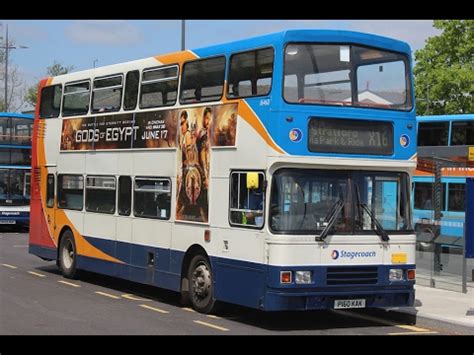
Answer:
[0, 112, 33, 229]
[29, 29, 416, 313]
[413, 114, 474, 248]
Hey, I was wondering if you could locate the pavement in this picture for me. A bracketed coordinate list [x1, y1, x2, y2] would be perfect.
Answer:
[397, 284, 474, 334]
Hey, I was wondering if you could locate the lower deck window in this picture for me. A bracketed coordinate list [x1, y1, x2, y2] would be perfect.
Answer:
[229, 171, 265, 228]
[58, 175, 84, 210]
[85, 176, 116, 214]
[134, 178, 171, 219]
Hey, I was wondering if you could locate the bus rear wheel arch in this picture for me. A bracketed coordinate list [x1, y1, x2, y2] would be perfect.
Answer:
[58, 229, 79, 279]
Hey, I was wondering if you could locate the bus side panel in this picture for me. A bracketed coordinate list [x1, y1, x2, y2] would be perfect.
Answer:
[29, 195, 56, 259]
[212, 257, 267, 309]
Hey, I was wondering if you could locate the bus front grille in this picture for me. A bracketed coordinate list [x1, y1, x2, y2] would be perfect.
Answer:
[326, 266, 378, 285]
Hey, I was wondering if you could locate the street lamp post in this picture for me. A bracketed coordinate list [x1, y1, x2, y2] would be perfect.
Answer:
[2, 24, 28, 112]
[181, 20, 185, 51]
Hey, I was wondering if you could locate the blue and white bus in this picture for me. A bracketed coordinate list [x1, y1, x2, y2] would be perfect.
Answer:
[413, 114, 474, 248]
[0, 112, 33, 229]
[30, 29, 416, 313]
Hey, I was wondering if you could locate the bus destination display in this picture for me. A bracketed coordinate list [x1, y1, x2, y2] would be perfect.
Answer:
[308, 118, 393, 155]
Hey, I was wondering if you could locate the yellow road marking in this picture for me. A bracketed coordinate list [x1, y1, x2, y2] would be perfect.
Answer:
[182, 307, 196, 313]
[334, 309, 438, 334]
[95, 291, 120, 299]
[389, 331, 438, 335]
[121, 293, 152, 301]
[58, 280, 81, 288]
[206, 314, 221, 319]
[28, 271, 46, 278]
[2, 263, 17, 269]
[139, 304, 170, 314]
[397, 324, 432, 332]
[193, 320, 229, 332]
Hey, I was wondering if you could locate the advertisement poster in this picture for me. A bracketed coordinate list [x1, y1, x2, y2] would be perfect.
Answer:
[176, 104, 237, 223]
[60, 111, 178, 151]
[59, 102, 238, 224]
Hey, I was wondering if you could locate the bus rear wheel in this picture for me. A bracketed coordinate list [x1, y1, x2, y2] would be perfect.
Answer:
[59, 230, 79, 279]
[188, 254, 216, 314]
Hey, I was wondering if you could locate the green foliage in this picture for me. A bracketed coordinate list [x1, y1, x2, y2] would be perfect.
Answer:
[24, 61, 74, 108]
[414, 20, 474, 115]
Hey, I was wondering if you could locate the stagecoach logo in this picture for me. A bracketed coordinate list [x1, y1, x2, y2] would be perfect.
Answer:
[289, 128, 303, 143]
[331, 250, 377, 260]
[400, 134, 410, 148]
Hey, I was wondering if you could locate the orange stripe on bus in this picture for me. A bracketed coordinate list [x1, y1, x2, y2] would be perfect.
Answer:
[37, 125, 123, 264]
[154, 50, 198, 65]
[238, 101, 285, 154]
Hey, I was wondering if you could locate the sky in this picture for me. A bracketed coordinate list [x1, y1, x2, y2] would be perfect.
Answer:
[0, 20, 441, 111]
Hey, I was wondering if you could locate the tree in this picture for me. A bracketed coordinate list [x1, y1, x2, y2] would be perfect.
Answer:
[0, 39, 26, 112]
[414, 20, 474, 116]
[24, 61, 74, 108]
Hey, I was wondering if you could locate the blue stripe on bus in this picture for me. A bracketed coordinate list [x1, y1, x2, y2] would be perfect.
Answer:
[192, 29, 416, 161]
[0, 112, 34, 119]
[31, 234, 415, 310]
[80, 235, 414, 310]
[29, 244, 56, 260]
[0, 165, 32, 169]
[0, 145, 32, 149]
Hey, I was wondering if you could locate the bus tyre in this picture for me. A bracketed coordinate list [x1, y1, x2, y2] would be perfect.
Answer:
[59, 230, 79, 279]
[188, 254, 216, 314]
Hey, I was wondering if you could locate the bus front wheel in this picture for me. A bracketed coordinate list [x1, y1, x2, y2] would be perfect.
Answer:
[59, 230, 79, 279]
[188, 254, 216, 314]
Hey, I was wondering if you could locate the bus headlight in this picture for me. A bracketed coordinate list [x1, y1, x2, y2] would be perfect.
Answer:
[295, 271, 312, 284]
[389, 268, 404, 281]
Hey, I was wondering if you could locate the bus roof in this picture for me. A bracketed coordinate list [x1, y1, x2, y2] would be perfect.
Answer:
[192, 29, 412, 58]
[46, 29, 412, 84]
[0, 112, 34, 120]
[417, 114, 474, 123]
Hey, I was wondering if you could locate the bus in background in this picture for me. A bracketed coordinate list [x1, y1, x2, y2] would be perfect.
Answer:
[0, 112, 33, 229]
[29, 29, 416, 313]
[413, 114, 474, 249]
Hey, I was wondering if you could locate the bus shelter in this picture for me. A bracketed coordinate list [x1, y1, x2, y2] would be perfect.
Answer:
[415, 146, 474, 293]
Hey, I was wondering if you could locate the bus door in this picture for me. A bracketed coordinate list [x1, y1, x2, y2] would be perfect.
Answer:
[44, 167, 57, 235]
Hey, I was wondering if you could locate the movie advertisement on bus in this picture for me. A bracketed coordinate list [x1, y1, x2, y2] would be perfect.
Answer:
[176, 104, 238, 223]
[60, 111, 178, 150]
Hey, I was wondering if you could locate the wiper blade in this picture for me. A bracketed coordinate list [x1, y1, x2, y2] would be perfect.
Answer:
[315, 197, 344, 242]
[359, 203, 390, 242]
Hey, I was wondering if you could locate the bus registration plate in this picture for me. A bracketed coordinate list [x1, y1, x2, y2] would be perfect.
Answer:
[0, 220, 16, 224]
[334, 299, 366, 309]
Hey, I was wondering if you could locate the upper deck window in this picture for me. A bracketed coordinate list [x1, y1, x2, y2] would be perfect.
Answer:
[180, 56, 225, 104]
[40, 84, 62, 118]
[63, 81, 90, 117]
[0, 117, 32, 145]
[283, 44, 412, 111]
[451, 120, 474, 145]
[123, 70, 139, 111]
[227, 48, 274, 98]
[92, 75, 123, 113]
[418, 121, 449, 146]
[140, 66, 179, 109]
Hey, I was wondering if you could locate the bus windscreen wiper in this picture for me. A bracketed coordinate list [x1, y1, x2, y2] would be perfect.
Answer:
[315, 197, 344, 242]
[358, 203, 390, 242]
